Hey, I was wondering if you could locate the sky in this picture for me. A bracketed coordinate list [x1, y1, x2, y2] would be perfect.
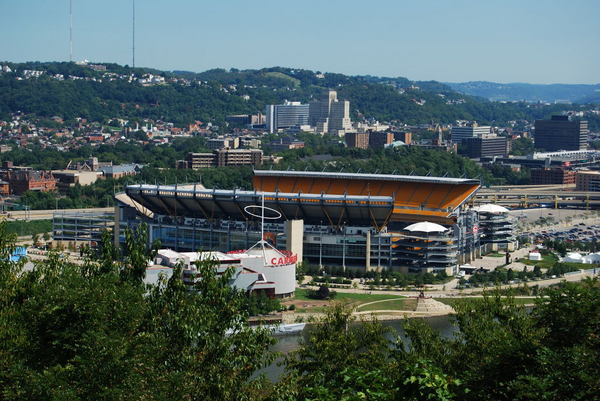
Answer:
[1, 0, 599, 84]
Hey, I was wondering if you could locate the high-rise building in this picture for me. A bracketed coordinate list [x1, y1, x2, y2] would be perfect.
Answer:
[369, 132, 395, 149]
[345, 132, 369, 149]
[265, 101, 309, 133]
[451, 124, 491, 143]
[534, 115, 588, 151]
[576, 170, 600, 191]
[309, 90, 352, 135]
[530, 167, 576, 185]
[461, 136, 509, 159]
[393, 132, 412, 145]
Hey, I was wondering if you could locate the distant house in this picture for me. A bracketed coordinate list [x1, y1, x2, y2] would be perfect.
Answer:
[0, 180, 9, 195]
[99, 164, 142, 179]
[87, 135, 104, 142]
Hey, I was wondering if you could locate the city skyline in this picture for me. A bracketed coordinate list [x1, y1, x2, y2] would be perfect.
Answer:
[1, 0, 599, 84]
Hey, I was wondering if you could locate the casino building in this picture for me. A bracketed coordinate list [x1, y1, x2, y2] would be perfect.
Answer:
[116, 170, 483, 275]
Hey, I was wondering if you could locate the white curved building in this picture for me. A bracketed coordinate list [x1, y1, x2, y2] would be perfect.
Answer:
[156, 242, 297, 298]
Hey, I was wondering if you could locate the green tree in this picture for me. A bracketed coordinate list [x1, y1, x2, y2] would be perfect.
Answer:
[0, 220, 275, 400]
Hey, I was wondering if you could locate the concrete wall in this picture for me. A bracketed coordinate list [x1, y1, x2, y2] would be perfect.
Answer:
[284, 219, 303, 263]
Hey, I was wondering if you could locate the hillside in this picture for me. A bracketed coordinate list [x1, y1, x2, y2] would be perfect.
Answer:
[0, 61, 587, 126]
[446, 81, 600, 103]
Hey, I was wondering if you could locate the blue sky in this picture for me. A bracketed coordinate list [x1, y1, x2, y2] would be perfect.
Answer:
[1, 0, 598, 84]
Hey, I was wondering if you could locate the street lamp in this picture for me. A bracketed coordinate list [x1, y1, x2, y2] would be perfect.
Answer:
[319, 220, 323, 269]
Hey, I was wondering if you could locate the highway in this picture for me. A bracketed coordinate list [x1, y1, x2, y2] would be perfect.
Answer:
[475, 186, 600, 209]
[2, 207, 114, 221]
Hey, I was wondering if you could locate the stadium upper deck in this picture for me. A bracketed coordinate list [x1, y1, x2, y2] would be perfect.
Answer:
[253, 170, 480, 224]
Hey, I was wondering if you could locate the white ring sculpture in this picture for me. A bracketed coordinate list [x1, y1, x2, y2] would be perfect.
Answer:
[243, 205, 282, 220]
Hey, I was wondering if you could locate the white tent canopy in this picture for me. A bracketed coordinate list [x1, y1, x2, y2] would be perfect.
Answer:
[475, 204, 510, 214]
[404, 221, 448, 233]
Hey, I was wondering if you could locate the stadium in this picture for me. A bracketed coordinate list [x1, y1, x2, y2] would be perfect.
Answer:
[116, 170, 487, 275]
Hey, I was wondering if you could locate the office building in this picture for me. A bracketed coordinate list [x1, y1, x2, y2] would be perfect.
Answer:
[534, 115, 588, 151]
[393, 132, 412, 145]
[226, 113, 265, 126]
[345, 132, 369, 149]
[265, 101, 309, 133]
[117, 170, 486, 274]
[576, 170, 600, 191]
[52, 170, 102, 192]
[461, 136, 509, 158]
[451, 124, 491, 143]
[369, 132, 395, 149]
[177, 149, 263, 169]
[309, 90, 352, 135]
[207, 137, 239, 150]
[530, 167, 576, 185]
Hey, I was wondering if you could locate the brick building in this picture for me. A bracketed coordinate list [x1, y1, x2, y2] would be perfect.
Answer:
[530, 168, 576, 185]
[393, 131, 412, 145]
[345, 132, 369, 149]
[576, 170, 600, 191]
[369, 131, 395, 149]
[7, 171, 57, 195]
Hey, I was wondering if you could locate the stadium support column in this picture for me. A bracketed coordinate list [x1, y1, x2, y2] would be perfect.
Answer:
[284, 220, 304, 263]
[366, 230, 372, 271]
[113, 204, 120, 249]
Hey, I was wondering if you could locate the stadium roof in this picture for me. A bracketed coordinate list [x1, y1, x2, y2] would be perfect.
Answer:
[253, 170, 480, 223]
[124, 184, 395, 227]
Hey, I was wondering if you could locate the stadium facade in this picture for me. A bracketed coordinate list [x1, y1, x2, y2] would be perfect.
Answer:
[116, 170, 485, 274]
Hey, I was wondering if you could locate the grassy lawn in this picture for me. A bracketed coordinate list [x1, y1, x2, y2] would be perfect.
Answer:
[434, 297, 535, 307]
[357, 298, 417, 312]
[519, 252, 558, 269]
[485, 252, 505, 258]
[4, 219, 52, 237]
[295, 288, 406, 303]
[263, 71, 300, 86]
[293, 289, 410, 312]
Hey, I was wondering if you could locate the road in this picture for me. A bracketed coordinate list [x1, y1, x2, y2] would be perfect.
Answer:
[3, 207, 114, 221]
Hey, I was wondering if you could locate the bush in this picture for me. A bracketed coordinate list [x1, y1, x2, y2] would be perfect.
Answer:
[308, 285, 337, 300]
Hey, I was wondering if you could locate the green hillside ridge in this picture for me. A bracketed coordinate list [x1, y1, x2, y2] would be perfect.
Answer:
[0, 61, 591, 126]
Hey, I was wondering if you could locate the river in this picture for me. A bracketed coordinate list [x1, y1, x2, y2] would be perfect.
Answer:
[261, 315, 457, 381]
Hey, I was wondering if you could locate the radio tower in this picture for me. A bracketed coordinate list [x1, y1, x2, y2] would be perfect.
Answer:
[132, 0, 136, 68]
[69, 0, 73, 62]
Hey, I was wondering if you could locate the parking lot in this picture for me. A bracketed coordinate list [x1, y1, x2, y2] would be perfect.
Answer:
[521, 223, 600, 244]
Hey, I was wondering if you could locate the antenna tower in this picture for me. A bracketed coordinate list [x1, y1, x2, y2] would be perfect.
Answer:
[132, 0, 136, 68]
[69, 0, 73, 62]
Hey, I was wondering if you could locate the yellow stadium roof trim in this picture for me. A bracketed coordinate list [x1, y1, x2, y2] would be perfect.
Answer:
[253, 170, 480, 185]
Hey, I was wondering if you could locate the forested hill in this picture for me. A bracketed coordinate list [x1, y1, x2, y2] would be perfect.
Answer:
[0, 61, 585, 126]
[446, 81, 600, 103]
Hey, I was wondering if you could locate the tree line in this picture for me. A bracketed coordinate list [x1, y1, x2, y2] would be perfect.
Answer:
[0, 221, 598, 400]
